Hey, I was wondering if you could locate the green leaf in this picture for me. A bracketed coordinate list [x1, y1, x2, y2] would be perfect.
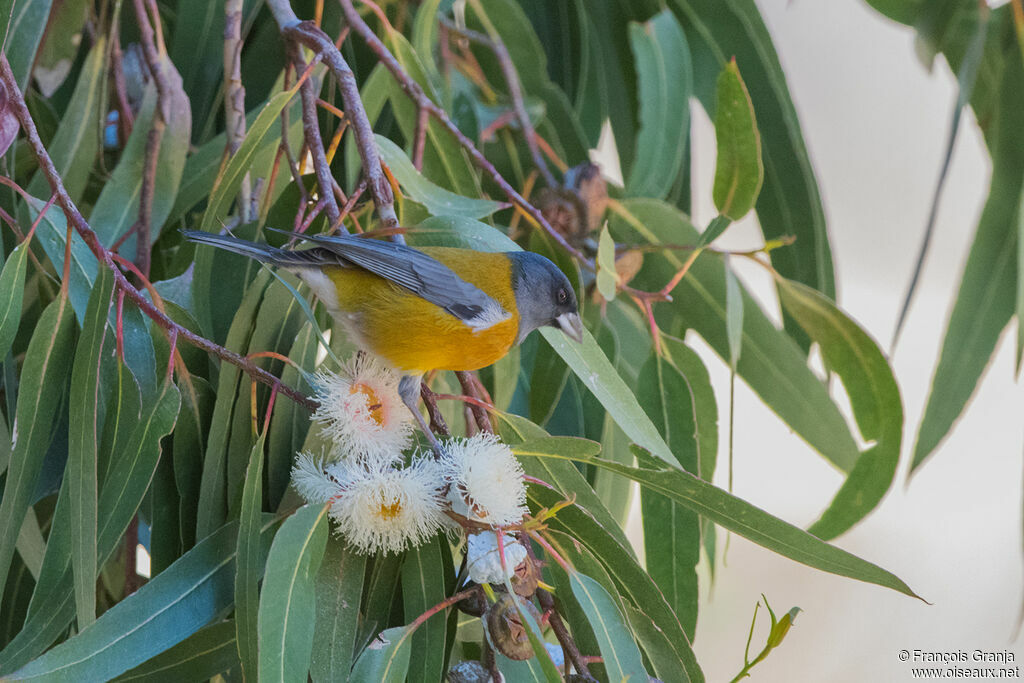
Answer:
[595, 224, 618, 301]
[31, 0, 88, 96]
[195, 270, 272, 538]
[627, 9, 692, 199]
[0, 0, 53, 90]
[637, 353, 700, 638]
[311, 537, 366, 683]
[170, 0, 226, 138]
[526, 484, 704, 683]
[26, 35, 106, 203]
[777, 279, 903, 539]
[670, 0, 835, 299]
[0, 238, 30, 361]
[258, 504, 330, 683]
[610, 198, 860, 472]
[891, 8, 990, 352]
[913, 55, 1024, 470]
[235, 434, 267, 682]
[497, 415, 635, 555]
[375, 135, 506, 219]
[7, 519, 277, 681]
[632, 446, 918, 597]
[712, 59, 763, 219]
[724, 265, 743, 368]
[90, 56, 191, 249]
[113, 622, 238, 683]
[68, 266, 114, 629]
[402, 536, 448, 683]
[539, 325, 675, 465]
[0, 296, 74, 617]
[195, 84, 299, 235]
[624, 604, 691, 683]
[569, 571, 649, 682]
[25, 196, 98, 321]
[349, 626, 413, 683]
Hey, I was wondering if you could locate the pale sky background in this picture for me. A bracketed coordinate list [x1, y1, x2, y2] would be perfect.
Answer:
[617, 1, 1022, 681]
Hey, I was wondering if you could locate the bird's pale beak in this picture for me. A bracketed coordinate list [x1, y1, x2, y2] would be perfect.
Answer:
[554, 312, 584, 344]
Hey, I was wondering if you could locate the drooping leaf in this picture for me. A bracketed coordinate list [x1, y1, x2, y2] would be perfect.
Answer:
[777, 278, 903, 539]
[375, 135, 506, 219]
[0, 237, 31, 361]
[311, 537, 366, 683]
[0, 0, 53, 91]
[90, 56, 191, 249]
[0, 296, 74, 617]
[526, 483, 703, 683]
[31, 0, 88, 96]
[7, 519, 277, 681]
[349, 625, 413, 683]
[712, 59, 763, 219]
[26, 36, 107, 203]
[113, 622, 239, 683]
[670, 0, 835, 300]
[516, 440, 921, 599]
[637, 352, 700, 638]
[609, 198, 860, 471]
[67, 265, 114, 629]
[235, 434, 267, 682]
[257, 504, 330, 683]
[569, 571, 649, 682]
[627, 9, 692, 199]
[402, 535, 448, 683]
[912, 53, 1024, 470]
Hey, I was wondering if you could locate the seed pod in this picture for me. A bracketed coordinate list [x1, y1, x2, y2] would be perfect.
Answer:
[484, 594, 540, 661]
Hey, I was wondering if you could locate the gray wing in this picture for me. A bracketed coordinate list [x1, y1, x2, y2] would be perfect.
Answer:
[302, 233, 509, 329]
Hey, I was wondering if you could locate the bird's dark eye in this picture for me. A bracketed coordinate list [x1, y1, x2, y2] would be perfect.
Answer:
[557, 288, 568, 304]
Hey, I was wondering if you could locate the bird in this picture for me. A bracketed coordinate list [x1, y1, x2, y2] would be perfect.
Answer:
[182, 229, 583, 446]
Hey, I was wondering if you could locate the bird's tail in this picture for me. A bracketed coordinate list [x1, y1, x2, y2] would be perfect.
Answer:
[181, 230, 332, 268]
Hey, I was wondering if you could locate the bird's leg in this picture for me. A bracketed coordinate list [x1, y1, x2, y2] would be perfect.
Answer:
[399, 375, 446, 458]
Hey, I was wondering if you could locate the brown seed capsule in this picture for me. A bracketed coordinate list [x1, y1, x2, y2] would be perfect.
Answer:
[484, 594, 540, 661]
[511, 554, 541, 598]
[457, 585, 487, 617]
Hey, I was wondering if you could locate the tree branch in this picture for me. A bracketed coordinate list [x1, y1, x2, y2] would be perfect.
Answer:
[265, 0, 401, 238]
[0, 55, 317, 413]
[336, 0, 586, 262]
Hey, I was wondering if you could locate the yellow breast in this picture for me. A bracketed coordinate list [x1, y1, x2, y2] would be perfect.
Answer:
[325, 248, 519, 373]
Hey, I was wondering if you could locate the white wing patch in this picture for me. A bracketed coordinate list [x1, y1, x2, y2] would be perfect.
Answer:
[465, 299, 511, 332]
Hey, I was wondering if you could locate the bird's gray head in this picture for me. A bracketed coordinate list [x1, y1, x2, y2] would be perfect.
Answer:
[508, 251, 583, 344]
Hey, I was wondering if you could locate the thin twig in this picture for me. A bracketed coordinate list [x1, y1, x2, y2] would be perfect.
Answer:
[442, 13, 555, 186]
[129, 0, 171, 278]
[456, 370, 493, 433]
[291, 45, 343, 229]
[412, 106, 428, 170]
[0, 55, 316, 413]
[265, 0, 400, 236]
[337, 0, 584, 261]
[224, 0, 252, 222]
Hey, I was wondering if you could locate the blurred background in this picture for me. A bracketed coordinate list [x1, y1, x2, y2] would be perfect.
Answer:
[612, 1, 1023, 680]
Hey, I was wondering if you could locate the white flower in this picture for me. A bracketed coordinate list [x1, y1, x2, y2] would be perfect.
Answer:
[441, 433, 527, 527]
[465, 531, 527, 585]
[310, 353, 412, 463]
[328, 457, 446, 555]
[290, 451, 343, 504]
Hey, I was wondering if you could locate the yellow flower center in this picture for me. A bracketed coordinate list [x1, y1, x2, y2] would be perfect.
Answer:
[376, 499, 403, 520]
[350, 382, 385, 426]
